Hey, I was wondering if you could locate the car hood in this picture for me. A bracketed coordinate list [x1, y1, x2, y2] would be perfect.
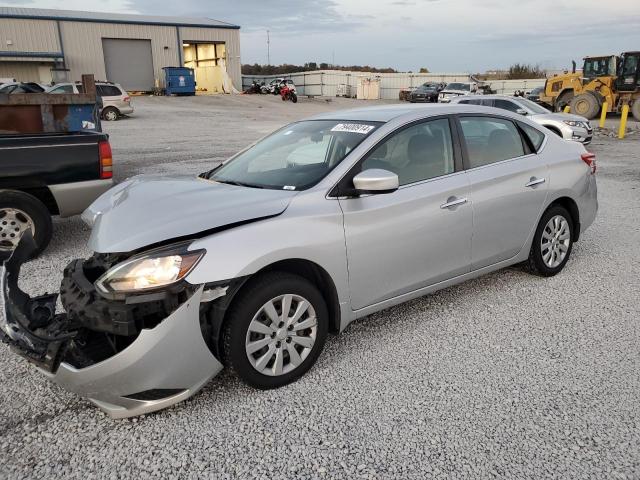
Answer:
[83, 174, 297, 253]
[532, 112, 590, 123]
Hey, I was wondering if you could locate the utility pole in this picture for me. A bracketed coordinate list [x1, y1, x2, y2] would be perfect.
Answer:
[332, 50, 335, 67]
[267, 30, 270, 65]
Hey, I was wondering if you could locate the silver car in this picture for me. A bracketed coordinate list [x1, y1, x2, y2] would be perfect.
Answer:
[46, 82, 134, 121]
[1, 104, 598, 418]
[451, 95, 593, 144]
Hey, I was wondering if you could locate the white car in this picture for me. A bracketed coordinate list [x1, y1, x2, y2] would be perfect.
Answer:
[438, 82, 479, 103]
[46, 81, 133, 121]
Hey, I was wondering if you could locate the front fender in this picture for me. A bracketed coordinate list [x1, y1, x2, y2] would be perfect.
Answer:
[184, 194, 350, 310]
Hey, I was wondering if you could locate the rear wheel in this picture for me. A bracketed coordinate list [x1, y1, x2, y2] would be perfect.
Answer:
[222, 272, 328, 389]
[0, 191, 52, 258]
[570, 93, 600, 119]
[527, 205, 573, 277]
[102, 107, 119, 121]
[631, 101, 640, 122]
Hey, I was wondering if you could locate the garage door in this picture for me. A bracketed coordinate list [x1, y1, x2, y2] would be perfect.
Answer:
[102, 39, 154, 91]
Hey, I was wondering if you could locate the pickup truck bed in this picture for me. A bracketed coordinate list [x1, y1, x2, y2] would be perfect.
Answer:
[0, 131, 113, 256]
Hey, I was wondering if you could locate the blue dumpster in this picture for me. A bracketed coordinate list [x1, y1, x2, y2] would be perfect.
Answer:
[164, 67, 196, 96]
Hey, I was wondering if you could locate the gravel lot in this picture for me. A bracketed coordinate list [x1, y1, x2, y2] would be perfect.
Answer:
[1, 95, 639, 479]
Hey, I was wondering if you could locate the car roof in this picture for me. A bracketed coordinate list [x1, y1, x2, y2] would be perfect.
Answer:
[306, 103, 522, 123]
[451, 94, 525, 101]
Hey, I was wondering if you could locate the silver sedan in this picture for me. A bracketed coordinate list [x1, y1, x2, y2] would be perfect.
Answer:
[1, 104, 598, 418]
[451, 95, 593, 144]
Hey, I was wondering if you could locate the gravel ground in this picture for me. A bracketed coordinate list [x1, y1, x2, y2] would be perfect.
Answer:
[1, 95, 639, 479]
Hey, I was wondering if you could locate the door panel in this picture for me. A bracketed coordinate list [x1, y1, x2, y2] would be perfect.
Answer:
[466, 157, 548, 269]
[339, 173, 472, 310]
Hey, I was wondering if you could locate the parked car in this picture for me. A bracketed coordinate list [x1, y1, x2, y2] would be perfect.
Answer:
[2, 104, 597, 418]
[46, 81, 133, 121]
[0, 131, 114, 256]
[0, 82, 46, 94]
[409, 83, 440, 103]
[451, 95, 593, 144]
[438, 82, 479, 103]
[526, 86, 546, 105]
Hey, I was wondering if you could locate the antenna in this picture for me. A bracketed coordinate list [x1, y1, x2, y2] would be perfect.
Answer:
[267, 30, 271, 65]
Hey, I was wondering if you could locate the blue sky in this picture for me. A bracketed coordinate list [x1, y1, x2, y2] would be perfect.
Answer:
[3, 0, 640, 72]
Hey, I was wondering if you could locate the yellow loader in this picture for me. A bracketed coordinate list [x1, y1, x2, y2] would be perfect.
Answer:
[540, 52, 640, 121]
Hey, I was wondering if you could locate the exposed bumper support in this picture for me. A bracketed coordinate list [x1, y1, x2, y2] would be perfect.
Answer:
[1, 234, 224, 418]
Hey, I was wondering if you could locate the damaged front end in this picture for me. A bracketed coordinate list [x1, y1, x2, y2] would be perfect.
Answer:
[0, 233, 225, 419]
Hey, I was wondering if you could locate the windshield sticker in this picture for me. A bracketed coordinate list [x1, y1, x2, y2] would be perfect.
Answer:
[331, 123, 375, 134]
[283, 185, 296, 190]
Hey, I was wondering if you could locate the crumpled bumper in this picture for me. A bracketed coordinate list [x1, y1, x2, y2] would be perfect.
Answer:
[45, 285, 223, 419]
[1, 235, 224, 419]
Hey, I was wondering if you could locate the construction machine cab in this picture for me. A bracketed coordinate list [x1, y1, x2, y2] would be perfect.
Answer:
[616, 52, 640, 92]
[582, 56, 617, 82]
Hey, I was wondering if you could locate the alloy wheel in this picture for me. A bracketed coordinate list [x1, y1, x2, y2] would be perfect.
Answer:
[0, 208, 35, 250]
[245, 294, 317, 377]
[540, 215, 570, 268]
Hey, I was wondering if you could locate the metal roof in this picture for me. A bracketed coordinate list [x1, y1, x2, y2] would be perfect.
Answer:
[0, 6, 240, 29]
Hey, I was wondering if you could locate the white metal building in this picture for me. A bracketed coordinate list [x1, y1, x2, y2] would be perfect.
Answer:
[0, 7, 242, 92]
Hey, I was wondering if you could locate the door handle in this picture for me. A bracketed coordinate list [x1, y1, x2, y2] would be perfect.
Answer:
[525, 177, 546, 188]
[440, 197, 468, 209]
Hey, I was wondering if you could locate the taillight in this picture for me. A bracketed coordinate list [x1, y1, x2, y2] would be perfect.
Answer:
[99, 140, 113, 179]
[123, 96, 130, 103]
[581, 152, 596, 174]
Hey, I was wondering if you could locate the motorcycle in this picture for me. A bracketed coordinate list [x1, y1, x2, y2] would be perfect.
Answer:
[245, 81, 262, 94]
[279, 82, 298, 103]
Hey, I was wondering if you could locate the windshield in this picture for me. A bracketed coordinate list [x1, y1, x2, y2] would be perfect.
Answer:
[420, 83, 437, 90]
[210, 120, 381, 190]
[445, 83, 470, 91]
[517, 98, 550, 114]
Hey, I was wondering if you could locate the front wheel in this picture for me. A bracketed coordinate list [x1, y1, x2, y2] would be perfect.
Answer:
[527, 205, 573, 277]
[222, 272, 329, 389]
[291, 93, 298, 103]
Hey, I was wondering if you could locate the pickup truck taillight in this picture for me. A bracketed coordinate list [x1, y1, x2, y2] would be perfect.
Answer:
[581, 152, 596, 174]
[99, 141, 113, 179]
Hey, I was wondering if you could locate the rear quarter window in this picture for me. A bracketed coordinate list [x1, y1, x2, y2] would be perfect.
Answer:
[519, 123, 545, 151]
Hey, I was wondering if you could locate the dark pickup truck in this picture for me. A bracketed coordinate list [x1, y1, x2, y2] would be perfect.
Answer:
[0, 131, 114, 256]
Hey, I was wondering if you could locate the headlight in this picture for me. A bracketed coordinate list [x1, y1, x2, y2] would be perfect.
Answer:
[563, 120, 587, 128]
[96, 244, 205, 294]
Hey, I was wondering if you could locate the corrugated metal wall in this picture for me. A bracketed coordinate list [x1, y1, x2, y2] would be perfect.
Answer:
[0, 18, 61, 53]
[0, 61, 42, 81]
[179, 27, 241, 90]
[243, 71, 546, 99]
[243, 71, 471, 99]
[0, 17, 241, 90]
[59, 21, 179, 87]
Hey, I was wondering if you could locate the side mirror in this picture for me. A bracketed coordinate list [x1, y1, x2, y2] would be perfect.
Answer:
[352, 169, 399, 194]
[516, 108, 528, 115]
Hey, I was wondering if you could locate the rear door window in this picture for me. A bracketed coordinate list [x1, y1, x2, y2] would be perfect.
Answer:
[97, 85, 122, 97]
[459, 116, 526, 168]
[49, 85, 74, 94]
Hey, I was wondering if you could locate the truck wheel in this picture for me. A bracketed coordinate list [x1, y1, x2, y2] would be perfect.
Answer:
[631, 101, 640, 122]
[555, 91, 573, 112]
[570, 93, 600, 119]
[0, 191, 52, 258]
[102, 107, 119, 121]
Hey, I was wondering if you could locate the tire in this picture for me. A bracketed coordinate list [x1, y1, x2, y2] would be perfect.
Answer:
[0, 190, 52, 258]
[555, 91, 574, 112]
[526, 205, 573, 277]
[631, 101, 640, 122]
[102, 107, 119, 121]
[291, 93, 298, 103]
[570, 93, 600, 119]
[222, 272, 329, 389]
